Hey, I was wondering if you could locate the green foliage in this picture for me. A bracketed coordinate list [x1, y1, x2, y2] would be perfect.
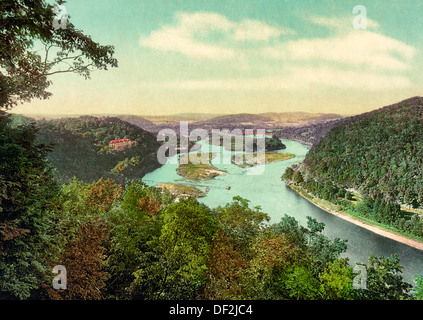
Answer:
[0, 115, 59, 299]
[282, 167, 294, 181]
[282, 262, 321, 300]
[111, 156, 140, 176]
[414, 275, 423, 300]
[105, 205, 162, 298]
[158, 198, 218, 298]
[211, 134, 286, 152]
[214, 196, 270, 260]
[0, 117, 416, 300]
[292, 171, 304, 185]
[0, 0, 117, 110]
[58, 177, 91, 216]
[319, 259, 354, 300]
[265, 135, 286, 151]
[352, 255, 413, 300]
[104, 180, 171, 298]
[272, 215, 347, 268]
[35, 116, 161, 184]
[293, 98, 423, 239]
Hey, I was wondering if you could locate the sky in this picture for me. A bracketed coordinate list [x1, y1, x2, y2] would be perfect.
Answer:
[13, 0, 423, 116]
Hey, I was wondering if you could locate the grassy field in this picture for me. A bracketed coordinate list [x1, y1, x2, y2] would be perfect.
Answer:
[176, 153, 226, 181]
[232, 152, 296, 168]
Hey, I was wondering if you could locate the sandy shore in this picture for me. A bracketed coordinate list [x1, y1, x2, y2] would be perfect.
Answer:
[289, 186, 423, 251]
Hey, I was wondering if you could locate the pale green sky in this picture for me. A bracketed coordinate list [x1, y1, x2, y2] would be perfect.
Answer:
[13, 0, 423, 116]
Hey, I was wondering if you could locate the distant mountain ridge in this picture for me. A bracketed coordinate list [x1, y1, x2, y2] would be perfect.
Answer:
[19, 111, 345, 147]
[115, 112, 344, 136]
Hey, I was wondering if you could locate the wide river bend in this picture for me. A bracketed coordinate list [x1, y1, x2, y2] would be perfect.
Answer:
[143, 138, 423, 284]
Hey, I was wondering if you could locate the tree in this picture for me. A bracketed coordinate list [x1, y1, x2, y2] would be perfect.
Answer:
[281, 262, 321, 300]
[319, 259, 354, 300]
[352, 255, 412, 300]
[272, 215, 347, 273]
[87, 178, 123, 213]
[214, 196, 270, 260]
[265, 135, 286, 151]
[0, 114, 59, 299]
[104, 181, 168, 299]
[292, 171, 304, 185]
[110, 156, 140, 176]
[282, 167, 294, 181]
[305, 217, 348, 274]
[0, 0, 118, 110]
[158, 198, 218, 298]
[105, 203, 162, 299]
[204, 231, 247, 299]
[414, 275, 423, 300]
[120, 179, 173, 217]
[241, 231, 295, 299]
[58, 177, 91, 216]
[46, 218, 110, 300]
[270, 216, 348, 300]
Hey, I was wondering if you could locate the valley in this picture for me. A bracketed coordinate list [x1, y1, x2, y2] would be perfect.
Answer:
[7, 97, 423, 298]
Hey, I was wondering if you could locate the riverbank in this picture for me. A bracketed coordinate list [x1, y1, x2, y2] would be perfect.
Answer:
[287, 184, 423, 252]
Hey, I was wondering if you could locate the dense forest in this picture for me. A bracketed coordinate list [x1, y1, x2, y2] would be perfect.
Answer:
[0, 112, 421, 300]
[12, 115, 162, 184]
[283, 97, 423, 241]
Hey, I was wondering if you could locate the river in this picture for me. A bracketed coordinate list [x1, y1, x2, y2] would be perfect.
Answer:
[143, 138, 423, 284]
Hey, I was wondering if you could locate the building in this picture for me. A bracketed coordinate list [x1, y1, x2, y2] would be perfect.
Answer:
[109, 138, 132, 151]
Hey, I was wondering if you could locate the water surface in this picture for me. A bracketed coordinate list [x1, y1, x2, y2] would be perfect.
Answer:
[143, 139, 423, 284]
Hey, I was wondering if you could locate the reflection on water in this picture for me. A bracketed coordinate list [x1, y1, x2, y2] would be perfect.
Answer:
[143, 139, 423, 284]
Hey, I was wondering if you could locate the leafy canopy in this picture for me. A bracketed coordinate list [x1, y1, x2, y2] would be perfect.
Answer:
[0, 0, 118, 109]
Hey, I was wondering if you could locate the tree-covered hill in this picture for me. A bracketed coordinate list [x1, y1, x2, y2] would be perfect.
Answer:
[1, 112, 420, 301]
[283, 97, 423, 239]
[33, 116, 162, 184]
[302, 97, 423, 206]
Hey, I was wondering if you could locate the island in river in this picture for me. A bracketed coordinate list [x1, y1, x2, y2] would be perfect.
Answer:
[176, 153, 226, 181]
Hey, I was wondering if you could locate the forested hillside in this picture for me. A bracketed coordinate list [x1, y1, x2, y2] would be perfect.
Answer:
[283, 97, 423, 240]
[33, 116, 161, 184]
[1, 111, 421, 300]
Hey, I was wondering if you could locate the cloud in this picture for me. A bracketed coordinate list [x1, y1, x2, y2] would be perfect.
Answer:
[140, 26, 236, 60]
[139, 12, 235, 60]
[232, 19, 295, 41]
[175, 12, 234, 32]
[308, 15, 380, 30]
[139, 12, 292, 60]
[263, 30, 417, 71]
[140, 12, 417, 91]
